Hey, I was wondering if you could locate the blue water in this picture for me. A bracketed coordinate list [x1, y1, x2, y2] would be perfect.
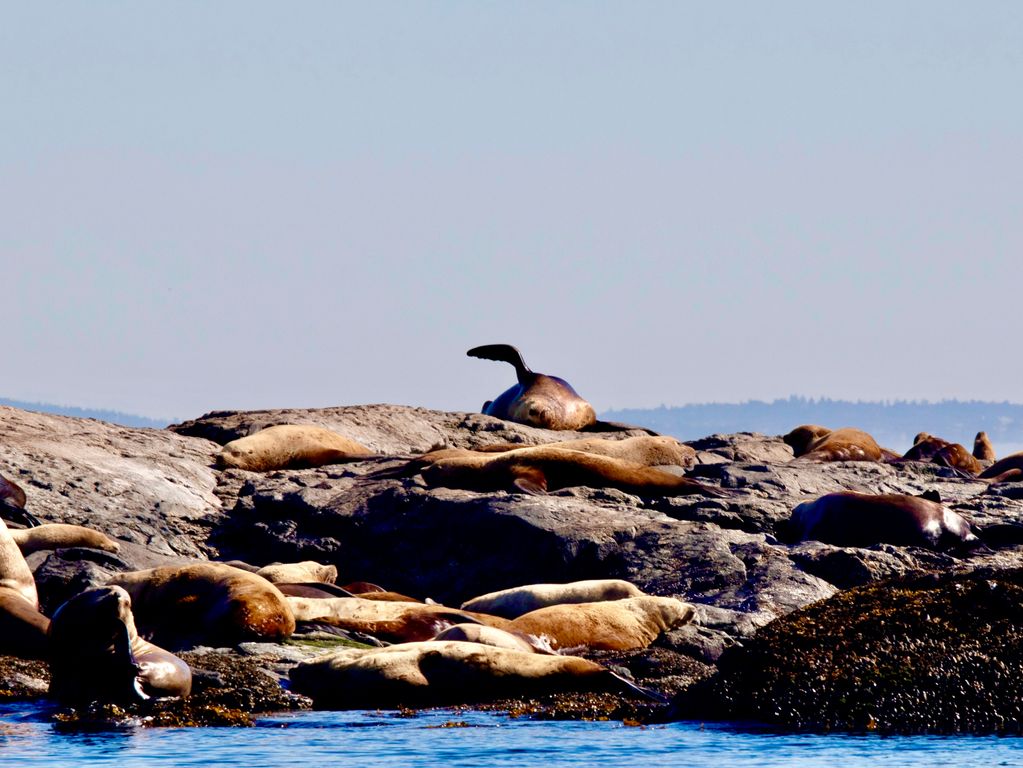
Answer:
[2, 706, 1022, 767]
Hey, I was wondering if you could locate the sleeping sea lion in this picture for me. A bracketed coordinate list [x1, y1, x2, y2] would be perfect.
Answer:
[289, 640, 659, 708]
[460, 579, 645, 619]
[974, 431, 996, 462]
[48, 585, 192, 704]
[255, 561, 338, 585]
[783, 491, 979, 551]
[979, 451, 1023, 481]
[217, 424, 374, 472]
[432, 623, 555, 654]
[899, 435, 983, 475]
[783, 425, 890, 463]
[0, 518, 49, 658]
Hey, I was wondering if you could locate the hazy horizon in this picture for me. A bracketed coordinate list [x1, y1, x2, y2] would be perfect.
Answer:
[4, 3, 1021, 420]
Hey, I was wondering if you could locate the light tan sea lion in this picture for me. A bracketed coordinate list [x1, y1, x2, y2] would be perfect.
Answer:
[784, 491, 979, 550]
[467, 344, 597, 431]
[476, 436, 697, 470]
[420, 447, 728, 498]
[217, 424, 374, 472]
[107, 563, 295, 649]
[460, 579, 645, 619]
[783, 425, 888, 462]
[507, 595, 694, 651]
[285, 596, 511, 643]
[49, 585, 192, 705]
[9, 523, 120, 556]
[431, 623, 555, 654]
[255, 561, 338, 585]
[979, 451, 1023, 481]
[289, 640, 654, 708]
[974, 431, 996, 462]
[0, 518, 49, 657]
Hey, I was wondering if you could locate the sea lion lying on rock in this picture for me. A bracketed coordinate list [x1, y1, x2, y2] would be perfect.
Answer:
[979, 451, 1023, 481]
[432, 623, 556, 654]
[107, 563, 295, 649]
[507, 595, 695, 651]
[783, 492, 980, 551]
[783, 425, 891, 463]
[900, 435, 983, 475]
[48, 585, 192, 705]
[9, 523, 120, 556]
[289, 640, 658, 708]
[255, 560, 338, 585]
[476, 436, 697, 470]
[217, 424, 374, 472]
[461, 579, 646, 619]
[0, 517, 49, 658]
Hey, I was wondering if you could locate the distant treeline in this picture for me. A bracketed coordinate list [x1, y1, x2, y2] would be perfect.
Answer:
[603, 397, 1023, 453]
[0, 397, 169, 429]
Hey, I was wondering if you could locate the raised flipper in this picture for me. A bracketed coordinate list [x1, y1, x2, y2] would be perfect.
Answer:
[467, 344, 533, 384]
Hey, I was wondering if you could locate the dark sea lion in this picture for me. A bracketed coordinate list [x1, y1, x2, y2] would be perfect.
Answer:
[107, 563, 296, 649]
[974, 431, 996, 462]
[461, 579, 645, 619]
[783, 491, 979, 550]
[783, 425, 890, 462]
[902, 434, 952, 462]
[419, 447, 729, 498]
[0, 471, 41, 528]
[217, 424, 375, 472]
[49, 585, 192, 705]
[979, 451, 1023, 481]
[289, 640, 661, 709]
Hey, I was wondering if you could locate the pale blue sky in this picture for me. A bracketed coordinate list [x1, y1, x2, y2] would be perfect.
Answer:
[2, 2, 1021, 421]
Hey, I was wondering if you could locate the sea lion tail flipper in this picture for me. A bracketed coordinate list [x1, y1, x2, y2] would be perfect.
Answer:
[466, 344, 532, 383]
[1, 499, 42, 528]
[606, 670, 669, 703]
[511, 467, 548, 495]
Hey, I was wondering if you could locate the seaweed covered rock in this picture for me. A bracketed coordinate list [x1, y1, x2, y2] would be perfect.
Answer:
[672, 567, 1023, 733]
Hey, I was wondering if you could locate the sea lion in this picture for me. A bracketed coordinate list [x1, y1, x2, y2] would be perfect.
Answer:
[289, 640, 657, 708]
[48, 585, 192, 705]
[974, 431, 996, 462]
[9, 523, 120, 556]
[107, 563, 295, 649]
[217, 424, 374, 472]
[899, 435, 983, 475]
[255, 561, 338, 585]
[467, 344, 597, 431]
[432, 623, 555, 654]
[979, 451, 1023, 481]
[0, 518, 49, 657]
[783, 425, 888, 462]
[507, 595, 695, 651]
[0, 471, 40, 528]
[420, 447, 728, 498]
[285, 596, 510, 643]
[784, 491, 979, 550]
[902, 434, 952, 462]
[461, 579, 646, 619]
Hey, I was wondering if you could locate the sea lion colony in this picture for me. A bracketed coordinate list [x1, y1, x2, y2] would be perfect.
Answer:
[0, 344, 1020, 719]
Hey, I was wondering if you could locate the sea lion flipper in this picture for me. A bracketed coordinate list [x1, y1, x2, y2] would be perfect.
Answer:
[582, 421, 660, 436]
[467, 344, 533, 383]
[512, 469, 548, 495]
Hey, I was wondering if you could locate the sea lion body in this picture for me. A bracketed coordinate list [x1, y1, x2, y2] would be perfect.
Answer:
[255, 561, 338, 585]
[420, 447, 726, 498]
[468, 344, 596, 431]
[49, 585, 191, 704]
[461, 579, 645, 619]
[432, 623, 554, 654]
[218, 424, 373, 472]
[979, 451, 1023, 481]
[289, 640, 630, 708]
[784, 425, 886, 462]
[974, 432, 996, 462]
[786, 492, 979, 550]
[0, 517, 48, 657]
[107, 563, 295, 649]
[478, 436, 697, 470]
[507, 595, 694, 651]
[9, 523, 120, 556]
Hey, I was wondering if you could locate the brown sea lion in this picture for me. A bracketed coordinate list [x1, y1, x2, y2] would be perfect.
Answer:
[0, 518, 49, 657]
[467, 344, 597, 431]
[217, 424, 374, 472]
[255, 561, 338, 585]
[107, 563, 295, 649]
[9, 523, 120, 556]
[932, 443, 983, 475]
[460, 579, 645, 619]
[783, 425, 888, 462]
[285, 596, 511, 643]
[289, 640, 658, 708]
[475, 436, 697, 469]
[0, 471, 40, 528]
[784, 491, 979, 550]
[979, 451, 1023, 481]
[902, 434, 951, 462]
[420, 447, 728, 498]
[48, 585, 192, 705]
[974, 431, 996, 462]
[507, 595, 694, 651]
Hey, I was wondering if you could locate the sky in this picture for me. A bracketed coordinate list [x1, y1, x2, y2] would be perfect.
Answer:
[2, 2, 1021, 422]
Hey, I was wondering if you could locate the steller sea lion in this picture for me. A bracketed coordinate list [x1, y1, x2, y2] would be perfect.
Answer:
[974, 431, 996, 462]
[289, 640, 660, 709]
[9, 523, 120, 556]
[460, 579, 646, 619]
[898, 435, 983, 475]
[0, 518, 49, 658]
[255, 561, 338, 585]
[217, 424, 374, 472]
[431, 623, 556, 654]
[48, 585, 192, 705]
[467, 344, 598, 431]
[979, 451, 1023, 481]
[107, 563, 295, 650]
[783, 425, 891, 463]
[419, 447, 728, 498]
[783, 491, 979, 551]
[507, 595, 694, 652]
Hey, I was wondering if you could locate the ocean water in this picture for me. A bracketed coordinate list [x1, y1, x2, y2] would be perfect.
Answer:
[2, 706, 1022, 768]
